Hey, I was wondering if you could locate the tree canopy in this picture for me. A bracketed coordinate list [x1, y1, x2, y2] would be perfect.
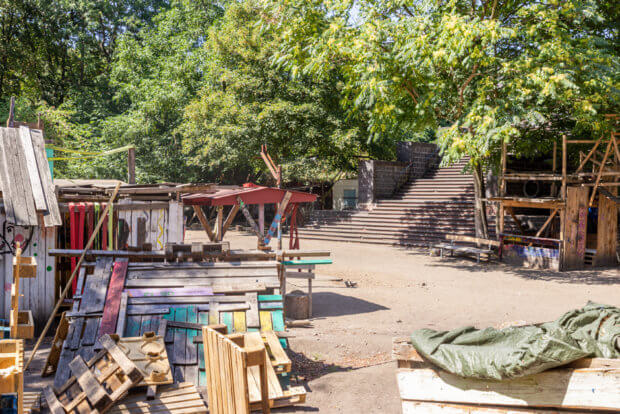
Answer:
[0, 0, 617, 193]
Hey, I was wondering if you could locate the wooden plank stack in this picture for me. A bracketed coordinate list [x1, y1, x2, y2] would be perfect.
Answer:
[0, 339, 24, 414]
[393, 337, 620, 413]
[45, 243, 310, 412]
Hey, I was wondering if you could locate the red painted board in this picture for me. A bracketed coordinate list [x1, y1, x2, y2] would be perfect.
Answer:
[86, 202, 94, 242]
[99, 258, 129, 335]
[69, 203, 77, 293]
[102, 203, 108, 250]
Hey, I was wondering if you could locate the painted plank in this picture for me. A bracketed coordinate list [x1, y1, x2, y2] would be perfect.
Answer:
[259, 311, 272, 332]
[99, 259, 128, 335]
[396, 367, 620, 411]
[233, 311, 246, 333]
[221, 312, 233, 332]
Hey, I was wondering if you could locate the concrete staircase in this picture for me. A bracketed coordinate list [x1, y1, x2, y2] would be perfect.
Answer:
[298, 157, 486, 246]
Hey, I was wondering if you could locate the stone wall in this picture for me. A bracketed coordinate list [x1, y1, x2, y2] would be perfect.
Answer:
[396, 142, 438, 178]
[358, 142, 439, 207]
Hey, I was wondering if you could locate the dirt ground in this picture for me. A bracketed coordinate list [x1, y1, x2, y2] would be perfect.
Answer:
[24, 230, 619, 413]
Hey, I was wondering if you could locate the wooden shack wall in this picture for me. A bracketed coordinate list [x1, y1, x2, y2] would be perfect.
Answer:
[117, 200, 183, 249]
[0, 214, 56, 326]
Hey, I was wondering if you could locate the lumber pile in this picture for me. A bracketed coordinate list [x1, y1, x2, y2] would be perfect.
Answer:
[392, 337, 620, 413]
[0, 339, 24, 414]
[41, 244, 309, 413]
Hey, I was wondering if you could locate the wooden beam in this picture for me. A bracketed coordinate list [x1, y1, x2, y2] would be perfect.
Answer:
[237, 197, 265, 243]
[192, 205, 215, 242]
[215, 205, 223, 241]
[535, 209, 558, 238]
[506, 207, 526, 234]
[575, 136, 602, 173]
[589, 137, 614, 206]
[221, 203, 239, 238]
[561, 134, 567, 200]
[264, 191, 293, 245]
[258, 204, 265, 235]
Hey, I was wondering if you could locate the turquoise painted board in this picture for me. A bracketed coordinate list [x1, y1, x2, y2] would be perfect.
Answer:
[221, 312, 233, 332]
[281, 259, 332, 265]
[258, 294, 283, 301]
[46, 148, 53, 178]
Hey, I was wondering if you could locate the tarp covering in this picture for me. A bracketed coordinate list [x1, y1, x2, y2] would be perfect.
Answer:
[410, 302, 620, 380]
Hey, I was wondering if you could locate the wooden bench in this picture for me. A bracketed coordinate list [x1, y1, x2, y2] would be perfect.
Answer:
[432, 235, 500, 263]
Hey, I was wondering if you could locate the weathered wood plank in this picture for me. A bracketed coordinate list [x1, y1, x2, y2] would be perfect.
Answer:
[396, 367, 620, 411]
[19, 126, 47, 212]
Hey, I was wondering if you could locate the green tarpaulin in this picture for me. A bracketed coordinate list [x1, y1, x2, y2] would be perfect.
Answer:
[410, 302, 620, 380]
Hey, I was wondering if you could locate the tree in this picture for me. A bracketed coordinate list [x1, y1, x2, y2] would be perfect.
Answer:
[180, 0, 375, 184]
[262, 0, 620, 237]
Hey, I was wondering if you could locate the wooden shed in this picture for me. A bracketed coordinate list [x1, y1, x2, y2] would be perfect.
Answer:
[0, 126, 61, 325]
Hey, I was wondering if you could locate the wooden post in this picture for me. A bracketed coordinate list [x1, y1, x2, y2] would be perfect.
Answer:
[258, 204, 265, 236]
[216, 206, 223, 241]
[6, 96, 15, 127]
[562, 134, 567, 201]
[193, 205, 216, 242]
[10, 243, 22, 338]
[551, 141, 557, 196]
[127, 147, 136, 184]
[498, 138, 507, 236]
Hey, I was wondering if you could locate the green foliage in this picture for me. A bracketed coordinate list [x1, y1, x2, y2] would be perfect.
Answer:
[263, 0, 620, 170]
[181, 1, 372, 184]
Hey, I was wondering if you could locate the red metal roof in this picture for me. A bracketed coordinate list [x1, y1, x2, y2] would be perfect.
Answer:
[182, 184, 317, 206]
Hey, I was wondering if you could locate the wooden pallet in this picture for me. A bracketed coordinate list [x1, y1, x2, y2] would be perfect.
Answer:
[108, 382, 207, 414]
[43, 334, 144, 414]
[10, 247, 36, 339]
[0, 339, 24, 414]
[117, 332, 173, 387]
[393, 337, 620, 413]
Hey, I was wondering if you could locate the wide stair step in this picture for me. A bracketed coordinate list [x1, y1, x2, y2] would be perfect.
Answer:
[301, 156, 483, 246]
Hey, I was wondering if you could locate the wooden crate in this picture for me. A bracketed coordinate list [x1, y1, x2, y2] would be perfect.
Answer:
[203, 325, 271, 414]
[0, 339, 24, 414]
[13, 255, 37, 279]
[43, 334, 143, 414]
[393, 337, 620, 413]
[14, 310, 34, 339]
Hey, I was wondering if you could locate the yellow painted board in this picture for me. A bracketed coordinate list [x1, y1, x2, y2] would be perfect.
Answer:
[259, 311, 272, 332]
[233, 311, 246, 332]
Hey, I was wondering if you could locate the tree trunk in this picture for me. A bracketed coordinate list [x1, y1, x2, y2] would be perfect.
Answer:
[472, 162, 489, 239]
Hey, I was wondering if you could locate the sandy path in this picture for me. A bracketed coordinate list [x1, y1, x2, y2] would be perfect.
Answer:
[24, 230, 618, 413]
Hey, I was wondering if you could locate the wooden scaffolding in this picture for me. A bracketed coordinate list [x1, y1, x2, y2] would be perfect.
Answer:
[492, 119, 619, 270]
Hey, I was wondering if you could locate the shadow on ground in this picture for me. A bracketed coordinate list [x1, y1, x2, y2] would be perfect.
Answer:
[422, 255, 620, 285]
[311, 292, 389, 318]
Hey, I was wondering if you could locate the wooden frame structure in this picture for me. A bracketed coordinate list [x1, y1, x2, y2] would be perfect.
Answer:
[493, 125, 619, 270]
[0, 339, 24, 414]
